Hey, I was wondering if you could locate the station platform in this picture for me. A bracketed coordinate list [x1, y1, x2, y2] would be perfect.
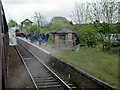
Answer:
[18, 37, 61, 54]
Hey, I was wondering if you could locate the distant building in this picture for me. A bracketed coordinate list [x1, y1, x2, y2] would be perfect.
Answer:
[50, 26, 75, 46]
[21, 19, 33, 34]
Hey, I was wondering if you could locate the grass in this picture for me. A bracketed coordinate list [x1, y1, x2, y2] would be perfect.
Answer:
[53, 46, 119, 87]
[48, 40, 52, 45]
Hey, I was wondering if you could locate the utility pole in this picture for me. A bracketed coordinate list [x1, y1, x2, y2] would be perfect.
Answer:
[34, 16, 38, 33]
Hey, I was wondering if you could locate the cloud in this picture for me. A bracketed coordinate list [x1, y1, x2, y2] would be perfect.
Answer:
[3, 0, 47, 4]
[2, 0, 95, 23]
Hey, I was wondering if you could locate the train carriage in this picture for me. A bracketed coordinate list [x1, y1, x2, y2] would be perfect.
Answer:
[0, 1, 9, 89]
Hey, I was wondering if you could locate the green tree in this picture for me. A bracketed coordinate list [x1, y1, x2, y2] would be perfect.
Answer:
[35, 12, 48, 27]
[90, 0, 118, 51]
[28, 24, 40, 33]
[51, 16, 69, 23]
[71, 2, 89, 24]
[100, 0, 118, 23]
[79, 24, 99, 48]
[95, 21, 118, 51]
[45, 16, 72, 32]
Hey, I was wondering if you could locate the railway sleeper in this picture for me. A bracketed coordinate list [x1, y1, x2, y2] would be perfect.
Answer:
[33, 75, 52, 78]
[34, 77, 54, 80]
[36, 82, 59, 85]
[67, 84, 77, 89]
[38, 84, 62, 88]
[35, 79, 57, 83]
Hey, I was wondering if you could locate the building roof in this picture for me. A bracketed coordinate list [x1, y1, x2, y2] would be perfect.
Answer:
[21, 19, 33, 24]
[51, 26, 75, 34]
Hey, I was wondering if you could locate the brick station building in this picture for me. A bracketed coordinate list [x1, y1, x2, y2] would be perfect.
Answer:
[51, 26, 75, 46]
[21, 19, 33, 34]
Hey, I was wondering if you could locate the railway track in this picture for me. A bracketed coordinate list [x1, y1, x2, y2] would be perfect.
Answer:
[15, 42, 76, 90]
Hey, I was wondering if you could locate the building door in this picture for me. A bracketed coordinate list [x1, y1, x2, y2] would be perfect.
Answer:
[59, 35, 65, 43]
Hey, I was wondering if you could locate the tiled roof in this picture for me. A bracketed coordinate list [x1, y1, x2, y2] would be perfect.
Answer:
[21, 19, 33, 23]
[51, 26, 75, 34]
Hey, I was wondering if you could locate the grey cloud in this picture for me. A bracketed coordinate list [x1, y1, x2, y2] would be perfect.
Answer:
[2, 0, 94, 24]
[3, 0, 50, 4]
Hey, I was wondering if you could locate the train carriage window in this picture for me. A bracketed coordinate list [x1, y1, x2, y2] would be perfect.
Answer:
[1, 6, 3, 15]
[0, 4, 8, 34]
[0, 7, 3, 33]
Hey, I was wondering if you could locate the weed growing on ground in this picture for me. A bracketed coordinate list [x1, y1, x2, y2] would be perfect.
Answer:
[53, 46, 119, 87]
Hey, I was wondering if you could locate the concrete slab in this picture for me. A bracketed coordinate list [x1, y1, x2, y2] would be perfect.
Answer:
[7, 46, 34, 88]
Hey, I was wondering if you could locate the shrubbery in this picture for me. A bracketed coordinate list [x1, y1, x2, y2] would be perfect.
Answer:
[26, 16, 119, 53]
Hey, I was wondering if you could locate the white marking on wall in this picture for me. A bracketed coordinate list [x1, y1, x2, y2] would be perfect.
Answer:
[18, 37, 50, 54]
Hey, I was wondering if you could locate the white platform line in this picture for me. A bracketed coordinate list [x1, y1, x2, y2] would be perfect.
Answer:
[17, 37, 50, 54]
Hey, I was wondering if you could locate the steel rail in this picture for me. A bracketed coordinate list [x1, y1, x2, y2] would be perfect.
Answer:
[15, 46, 39, 90]
[18, 42, 72, 90]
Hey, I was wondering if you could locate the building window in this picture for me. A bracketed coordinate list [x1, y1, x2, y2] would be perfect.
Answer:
[26, 22, 30, 26]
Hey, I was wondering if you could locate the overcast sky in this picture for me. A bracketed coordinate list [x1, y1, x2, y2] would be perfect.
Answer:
[2, 0, 95, 24]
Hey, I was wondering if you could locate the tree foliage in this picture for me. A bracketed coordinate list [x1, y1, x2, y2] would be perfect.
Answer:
[51, 16, 69, 23]
[76, 24, 99, 47]
[71, 0, 118, 24]
[70, 0, 119, 52]
[27, 24, 41, 33]
[71, 2, 89, 24]
[35, 12, 48, 27]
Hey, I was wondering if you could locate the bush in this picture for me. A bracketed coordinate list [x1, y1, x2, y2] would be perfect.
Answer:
[79, 24, 99, 48]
